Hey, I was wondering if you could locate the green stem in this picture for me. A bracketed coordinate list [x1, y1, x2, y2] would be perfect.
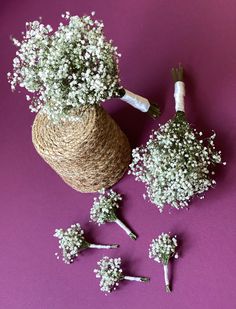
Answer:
[171, 63, 184, 82]
[147, 102, 160, 119]
[165, 284, 171, 293]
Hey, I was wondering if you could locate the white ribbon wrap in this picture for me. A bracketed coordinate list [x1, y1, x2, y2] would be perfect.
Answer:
[115, 219, 132, 236]
[121, 89, 150, 112]
[163, 264, 169, 286]
[123, 276, 143, 282]
[89, 244, 117, 249]
[174, 81, 185, 112]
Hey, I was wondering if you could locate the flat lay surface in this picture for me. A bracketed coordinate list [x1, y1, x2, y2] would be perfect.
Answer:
[1, 0, 236, 308]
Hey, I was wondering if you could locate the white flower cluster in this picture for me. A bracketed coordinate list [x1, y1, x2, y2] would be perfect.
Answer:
[8, 11, 121, 122]
[129, 112, 224, 211]
[149, 233, 178, 264]
[90, 189, 122, 225]
[94, 256, 123, 294]
[54, 223, 87, 264]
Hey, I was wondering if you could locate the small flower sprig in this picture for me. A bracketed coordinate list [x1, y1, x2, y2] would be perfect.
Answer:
[94, 256, 150, 294]
[54, 223, 118, 264]
[90, 189, 137, 240]
[149, 233, 178, 292]
[129, 64, 225, 212]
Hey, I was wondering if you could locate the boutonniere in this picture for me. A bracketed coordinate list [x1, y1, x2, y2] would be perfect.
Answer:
[54, 223, 118, 264]
[149, 233, 178, 292]
[90, 189, 137, 240]
[94, 256, 149, 294]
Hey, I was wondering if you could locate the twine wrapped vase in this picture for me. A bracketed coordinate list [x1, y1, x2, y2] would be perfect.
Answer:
[32, 106, 131, 192]
[8, 13, 159, 194]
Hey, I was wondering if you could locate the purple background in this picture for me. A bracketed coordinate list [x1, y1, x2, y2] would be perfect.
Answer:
[1, 1, 236, 308]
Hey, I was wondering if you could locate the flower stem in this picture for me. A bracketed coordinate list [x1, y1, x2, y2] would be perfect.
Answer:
[115, 218, 137, 240]
[171, 63, 184, 82]
[147, 102, 160, 119]
[89, 243, 119, 249]
[163, 264, 171, 293]
[123, 275, 150, 282]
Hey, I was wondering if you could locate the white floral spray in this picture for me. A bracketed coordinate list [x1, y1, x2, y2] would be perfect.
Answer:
[8, 12, 121, 122]
[90, 189, 137, 240]
[149, 233, 178, 292]
[54, 223, 118, 264]
[129, 64, 225, 212]
[8, 11, 159, 121]
[94, 256, 149, 294]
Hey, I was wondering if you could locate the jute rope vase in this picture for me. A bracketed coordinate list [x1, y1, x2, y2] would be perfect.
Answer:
[32, 106, 131, 192]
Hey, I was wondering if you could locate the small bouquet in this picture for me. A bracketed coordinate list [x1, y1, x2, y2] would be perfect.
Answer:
[149, 233, 178, 292]
[129, 64, 225, 212]
[8, 11, 159, 122]
[90, 189, 137, 240]
[94, 256, 149, 294]
[54, 223, 118, 264]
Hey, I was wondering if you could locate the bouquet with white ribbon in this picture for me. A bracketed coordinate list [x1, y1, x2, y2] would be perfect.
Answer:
[130, 65, 225, 212]
[8, 11, 159, 122]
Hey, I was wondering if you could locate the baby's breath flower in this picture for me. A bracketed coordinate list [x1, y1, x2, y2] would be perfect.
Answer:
[8, 12, 121, 122]
[9, 12, 161, 119]
[129, 65, 224, 212]
[90, 189, 137, 240]
[149, 233, 178, 292]
[94, 256, 149, 294]
[54, 223, 118, 264]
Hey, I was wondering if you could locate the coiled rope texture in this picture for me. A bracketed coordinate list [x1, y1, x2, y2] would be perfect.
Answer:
[32, 106, 131, 192]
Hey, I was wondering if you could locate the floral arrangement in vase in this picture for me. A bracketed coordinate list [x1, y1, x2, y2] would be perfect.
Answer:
[8, 11, 159, 122]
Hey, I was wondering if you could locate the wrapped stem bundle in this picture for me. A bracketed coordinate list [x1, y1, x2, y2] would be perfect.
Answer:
[8, 11, 159, 121]
[94, 256, 149, 294]
[149, 233, 178, 292]
[54, 223, 118, 264]
[129, 65, 224, 212]
[117, 88, 160, 119]
[90, 189, 137, 240]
